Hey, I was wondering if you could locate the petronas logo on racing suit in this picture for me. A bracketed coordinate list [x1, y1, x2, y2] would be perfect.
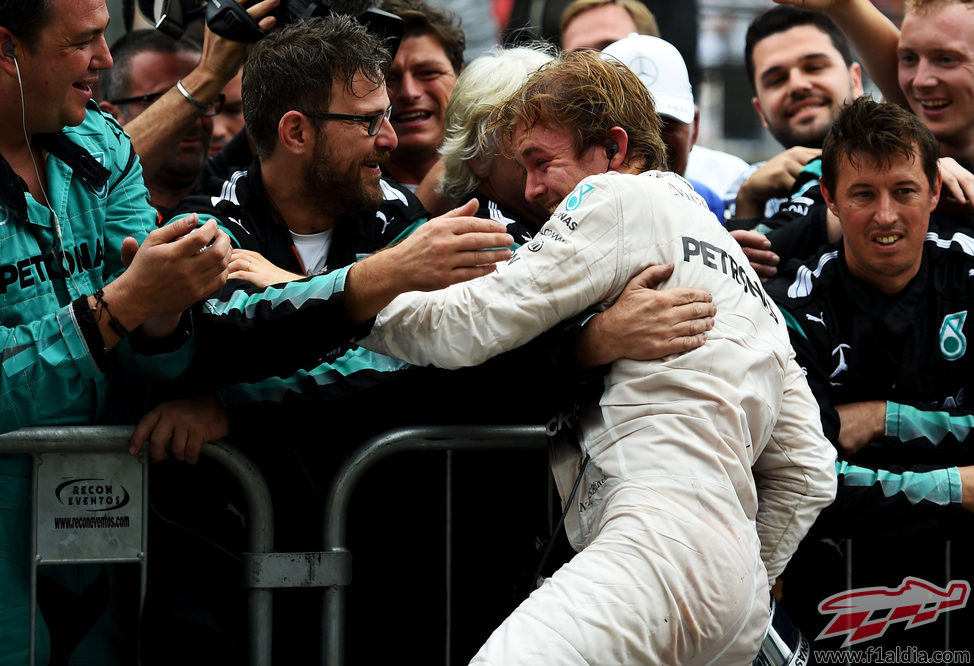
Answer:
[565, 183, 594, 211]
[939, 311, 968, 361]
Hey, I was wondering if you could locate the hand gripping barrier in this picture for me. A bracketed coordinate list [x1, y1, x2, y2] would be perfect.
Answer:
[319, 424, 550, 666]
[0, 426, 275, 666]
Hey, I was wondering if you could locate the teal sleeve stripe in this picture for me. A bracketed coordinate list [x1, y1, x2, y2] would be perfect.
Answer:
[885, 401, 974, 444]
[387, 217, 428, 246]
[217, 347, 410, 405]
[203, 265, 351, 318]
[329, 346, 410, 375]
[779, 307, 809, 341]
[57, 305, 100, 378]
[836, 460, 961, 505]
[167, 212, 245, 248]
[3, 308, 98, 379]
[801, 159, 823, 179]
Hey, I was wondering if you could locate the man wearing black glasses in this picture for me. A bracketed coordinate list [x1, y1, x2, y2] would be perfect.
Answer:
[126, 14, 517, 662]
[99, 29, 221, 216]
[133, 13, 516, 460]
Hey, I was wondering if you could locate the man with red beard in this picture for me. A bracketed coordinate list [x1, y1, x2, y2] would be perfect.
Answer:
[99, 30, 216, 218]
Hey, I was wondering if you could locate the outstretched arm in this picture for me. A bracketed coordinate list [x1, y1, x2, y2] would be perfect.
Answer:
[123, 0, 278, 181]
[192, 200, 511, 384]
[344, 199, 513, 322]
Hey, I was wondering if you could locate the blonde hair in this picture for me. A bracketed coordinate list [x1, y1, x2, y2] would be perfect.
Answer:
[490, 49, 667, 173]
[438, 44, 556, 203]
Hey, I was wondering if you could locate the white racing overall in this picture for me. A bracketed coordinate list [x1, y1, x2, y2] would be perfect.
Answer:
[362, 171, 837, 665]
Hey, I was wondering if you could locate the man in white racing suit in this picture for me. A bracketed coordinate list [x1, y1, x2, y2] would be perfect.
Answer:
[361, 50, 837, 665]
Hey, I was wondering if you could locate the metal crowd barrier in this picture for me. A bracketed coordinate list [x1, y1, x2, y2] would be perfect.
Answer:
[1, 424, 552, 666]
[320, 424, 550, 666]
[316, 428, 965, 664]
[0, 426, 275, 666]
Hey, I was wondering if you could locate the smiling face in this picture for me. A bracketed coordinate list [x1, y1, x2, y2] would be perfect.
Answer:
[17, 0, 112, 134]
[304, 73, 397, 217]
[825, 149, 941, 295]
[513, 122, 610, 212]
[897, 3, 974, 158]
[751, 24, 862, 149]
[385, 33, 457, 160]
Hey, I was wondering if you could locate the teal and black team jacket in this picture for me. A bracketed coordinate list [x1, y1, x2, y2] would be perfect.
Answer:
[171, 167, 545, 410]
[0, 102, 186, 665]
[766, 233, 974, 649]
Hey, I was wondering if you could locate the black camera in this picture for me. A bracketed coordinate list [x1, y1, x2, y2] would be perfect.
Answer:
[138, 0, 403, 52]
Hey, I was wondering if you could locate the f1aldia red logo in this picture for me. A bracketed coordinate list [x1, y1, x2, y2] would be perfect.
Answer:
[55, 478, 131, 512]
[816, 577, 969, 647]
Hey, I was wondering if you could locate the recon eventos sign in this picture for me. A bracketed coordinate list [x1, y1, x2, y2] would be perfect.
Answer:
[55, 477, 131, 512]
[36, 452, 145, 563]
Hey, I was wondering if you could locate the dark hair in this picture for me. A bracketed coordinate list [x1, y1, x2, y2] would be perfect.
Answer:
[821, 96, 940, 195]
[745, 5, 854, 92]
[243, 14, 392, 159]
[491, 49, 667, 173]
[0, 0, 52, 48]
[100, 29, 200, 103]
[380, 0, 465, 73]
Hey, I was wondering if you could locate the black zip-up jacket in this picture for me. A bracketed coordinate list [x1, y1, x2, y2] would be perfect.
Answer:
[766, 235, 974, 538]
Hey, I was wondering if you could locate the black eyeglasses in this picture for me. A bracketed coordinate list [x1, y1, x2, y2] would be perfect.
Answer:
[300, 105, 392, 136]
[108, 91, 226, 117]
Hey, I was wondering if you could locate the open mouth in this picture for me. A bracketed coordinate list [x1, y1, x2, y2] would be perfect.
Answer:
[363, 151, 389, 170]
[874, 234, 902, 246]
[393, 110, 432, 124]
[917, 98, 951, 110]
[73, 82, 93, 93]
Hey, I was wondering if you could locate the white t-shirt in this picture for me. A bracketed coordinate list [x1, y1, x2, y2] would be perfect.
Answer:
[290, 228, 333, 275]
